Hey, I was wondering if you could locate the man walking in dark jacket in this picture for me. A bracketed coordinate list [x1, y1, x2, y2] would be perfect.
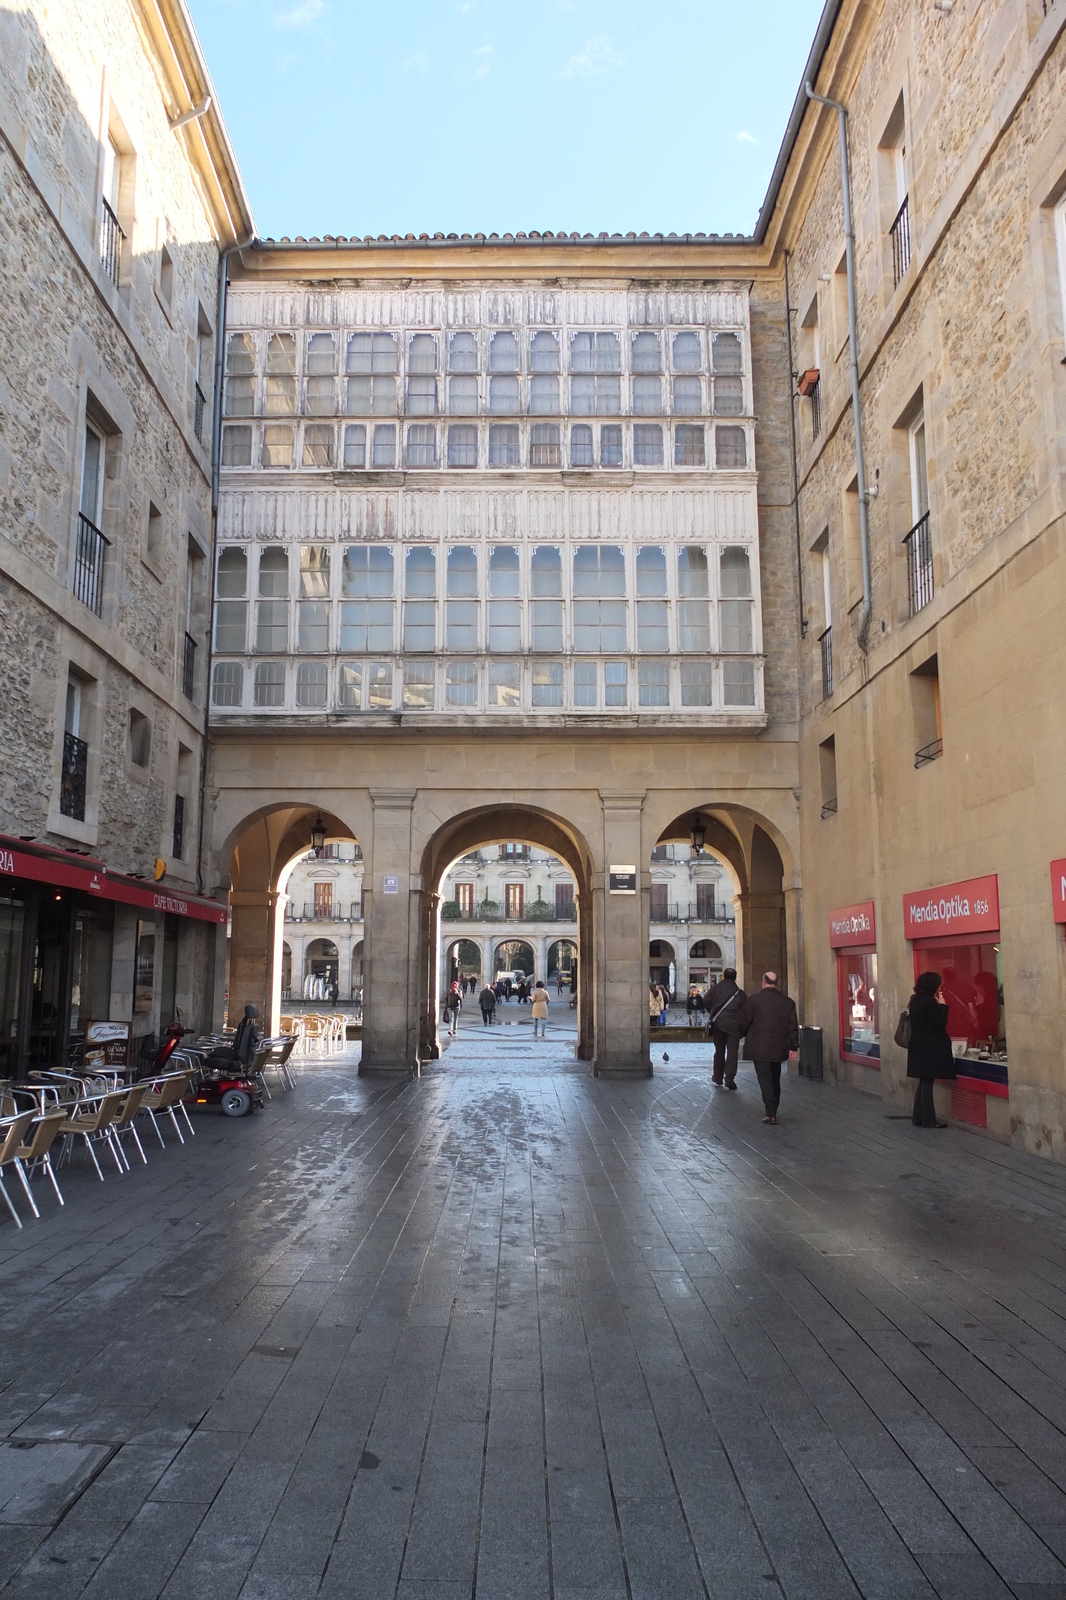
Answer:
[704, 968, 745, 1088]
[736, 972, 799, 1124]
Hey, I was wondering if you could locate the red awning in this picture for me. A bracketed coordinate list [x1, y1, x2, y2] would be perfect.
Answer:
[0, 833, 227, 924]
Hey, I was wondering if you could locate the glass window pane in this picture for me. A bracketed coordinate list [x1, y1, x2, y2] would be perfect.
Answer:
[638, 660, 669, 706]
[633, 376, 662, 415]
[489, 375, 519, 414]
[530, 331, 559, 372]
[716, 426, 747, 468]
[596, 375, 620, 414]
[712, 332, 743, 373]
[224, 377, 254, 416]
[405, 546, 436, 596]
[254, 661, 285, 706]
[574, 661, 597, 707]
[348, 332, 397, 373]
[530, 423, 560, 466]
[372, 424, 396, 466]
[673, 331, 702, 371]
[489, 545, 520, 597]
[405, 425, 437, 467]
[446, 661, 478, 706]
[306, 333, 335, 374]
[720, 546, 752, 597]
[259, 547, 288, 596]
[264, 376, 295, 414]
[488, 424, 519, 466]
[447, 425, 478, 466]
[256, 598, 287, 652]
[408, 334, 437, 373]
[406, 375, 438, 414]
[720, 599, 753, 652]
[632, 332, 661, 372]
[343, 424, 366, 467]
[531, 546, 562, 596]
[530, 375, 559, 415]
[227, 333, 255, 375]
[488, 661, 520, 708]
[633, 425, 663, 466]
[570, 374, 595, 413]
[403, 600, 436, 651]
[265, 334, 294, 374]
[673, 376, 702, 414]
[217, 547, 247, 598]
[489, 331, 519, 372]
[637, 599, 669, 652]
[259, 424, 292, 467]
[675, 425, 706, 466]
[367, 662, 393, 708]
[446, 599, 478, 650]
[305, 375, 334, 415]
[679, 599, 710, 652]
[300, 546, 330, 598]
[343, 544, 393, 597]
[338, 662, 362, 707]
[678, 547, 709, 597]
[211, 661, 243, 706]
[448, 375, 479, 414]
[297, 599, 329, 652]
[570, 424, 593, 467]
[600, 424, 623, 467]
[723, 660, 755, 705]
[636, 546, 666, 597]
[403, 661, 435, 709]
[531, 600, 562, 651]
[447, 545, 477, 597]
[489, 599, 520, 651]
[449, 332, 478, 373]
[681, 661, 713, 706]
[594, 332, 620, 372]
[296, 661, 328, 706]
[531, 661, 563, 706]
[714, 376, 744, 416]
[340, 599, 394, 652]
[604, 661, 627, 707]
[221, 425, 251, 465]
[214, 600, 247, 651]
[303, 425, 334, 467]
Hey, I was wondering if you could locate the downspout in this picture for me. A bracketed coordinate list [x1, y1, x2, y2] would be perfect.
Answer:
[782, 250, 807, 638]
[805, 83, 872, 654]
[196, 237, 253, 895]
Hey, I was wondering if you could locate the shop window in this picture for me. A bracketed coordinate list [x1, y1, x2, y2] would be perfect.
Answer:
[838, 950, 880, 1062]
[913, 945, 1005, 1057]
[819, 735, 837, 816]
[911, 654, 942, 766]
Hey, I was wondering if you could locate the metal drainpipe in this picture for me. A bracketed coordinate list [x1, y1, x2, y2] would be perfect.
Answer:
[805, 82, 872, 654]
[195, 237, 253, 895]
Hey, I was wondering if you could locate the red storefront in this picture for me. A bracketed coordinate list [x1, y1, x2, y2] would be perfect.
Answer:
[902, 873, 1006, 1122]
[829, 901, 879, 1065]
[1051, 860, 1066, 931]
[0, 833, 225, 1076]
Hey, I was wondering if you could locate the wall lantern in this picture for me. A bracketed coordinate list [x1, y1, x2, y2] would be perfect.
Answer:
[310, 814, 327, 857]
[690, 817, 706, 857]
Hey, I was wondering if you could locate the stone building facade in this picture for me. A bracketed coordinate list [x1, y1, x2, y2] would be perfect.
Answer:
[0, 0, 251, 1072]
[761, 0, 1066, 1151]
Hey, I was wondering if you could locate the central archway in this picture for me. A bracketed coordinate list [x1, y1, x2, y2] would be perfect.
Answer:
[418, 803, 595, 1065]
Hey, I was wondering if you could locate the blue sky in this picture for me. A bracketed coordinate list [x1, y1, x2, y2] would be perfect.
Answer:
[186, 0, 826, 241]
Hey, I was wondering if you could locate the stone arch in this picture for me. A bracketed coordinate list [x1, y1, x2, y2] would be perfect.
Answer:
[416, 803, 595, 1066]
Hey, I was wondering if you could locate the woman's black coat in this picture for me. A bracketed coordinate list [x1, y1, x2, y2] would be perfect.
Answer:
[906, 993, 957, 1081]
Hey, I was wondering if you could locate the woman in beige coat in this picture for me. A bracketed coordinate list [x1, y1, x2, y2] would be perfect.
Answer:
[531, 982, 549, 1038]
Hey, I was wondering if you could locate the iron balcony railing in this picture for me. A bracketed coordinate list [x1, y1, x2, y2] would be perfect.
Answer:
[890, 195, 911, 288]
[73, 513, 110, 616]
[915, 738, 943, 769]
[182, 633, 197, 701]
[193, 383, 207, 443]
[99, 198, 124, 288]
[821, 797, 839, 819]
[441, 902, 578, 923]
[60, 732, 88, 821]
[819, 625, 833, 700]
[903, 511, 934, 616]
[649, 902, 736, 925]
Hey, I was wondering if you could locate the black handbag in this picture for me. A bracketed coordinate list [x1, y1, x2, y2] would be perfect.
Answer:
[893, 1009, 911, 1049]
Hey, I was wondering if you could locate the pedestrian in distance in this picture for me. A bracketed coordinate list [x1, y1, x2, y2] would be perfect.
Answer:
[686, 987, 701, 1027]
[736, 972, 799, 1124]
[705, 968, 746, 1089]
[905, 969, 956, 1127]
[531, 981, 549, 1038]
[478, 983, 496, 1026]
[556, 971, 564, 996]
[445, 980, 462, 1037]
[649, 984, 662, 1029]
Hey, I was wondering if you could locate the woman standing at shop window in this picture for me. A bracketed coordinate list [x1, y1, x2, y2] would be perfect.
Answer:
[906, 970, 956, 1127]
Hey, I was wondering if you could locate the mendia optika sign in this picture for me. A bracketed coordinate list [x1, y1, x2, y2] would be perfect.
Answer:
[1051, 860, 1066, 924]
[902, 874, 999, 941]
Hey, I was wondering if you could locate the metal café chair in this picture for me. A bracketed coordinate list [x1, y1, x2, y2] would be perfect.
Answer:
[0, 1112, 39, 1227]
[55, 1090, 127, 1181]
[14, 1111, 67, 1207]
[110, 1083, 149, 1168]
[137, 1068, 197, 1147]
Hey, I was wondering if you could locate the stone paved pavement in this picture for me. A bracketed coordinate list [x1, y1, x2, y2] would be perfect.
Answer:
[4, 1043, 1066, 1598]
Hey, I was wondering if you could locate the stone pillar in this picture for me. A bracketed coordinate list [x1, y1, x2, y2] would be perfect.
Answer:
[362, 790, 419, 1075]
[535, 935, 548, 981]
[784, 882, 803, 1018]
[595, 793, 650, 1077]
[269, 897, 287, 1033]
[419, 893, 441, 1061]
[676, 935, 690, 1000]
[739, 892, 787, 994]
[229, 889, 280, 1028]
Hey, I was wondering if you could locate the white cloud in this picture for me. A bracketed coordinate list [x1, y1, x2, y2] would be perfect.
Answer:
[404, 49, 431, 72]
[735, 130, 758, 146]
[559, 35, 623, 79]
[273, 0, 324, 27]
[461, 43, 493, 81]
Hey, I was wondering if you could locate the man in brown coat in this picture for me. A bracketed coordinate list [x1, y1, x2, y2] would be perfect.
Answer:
[736, 972, 799, 1125]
